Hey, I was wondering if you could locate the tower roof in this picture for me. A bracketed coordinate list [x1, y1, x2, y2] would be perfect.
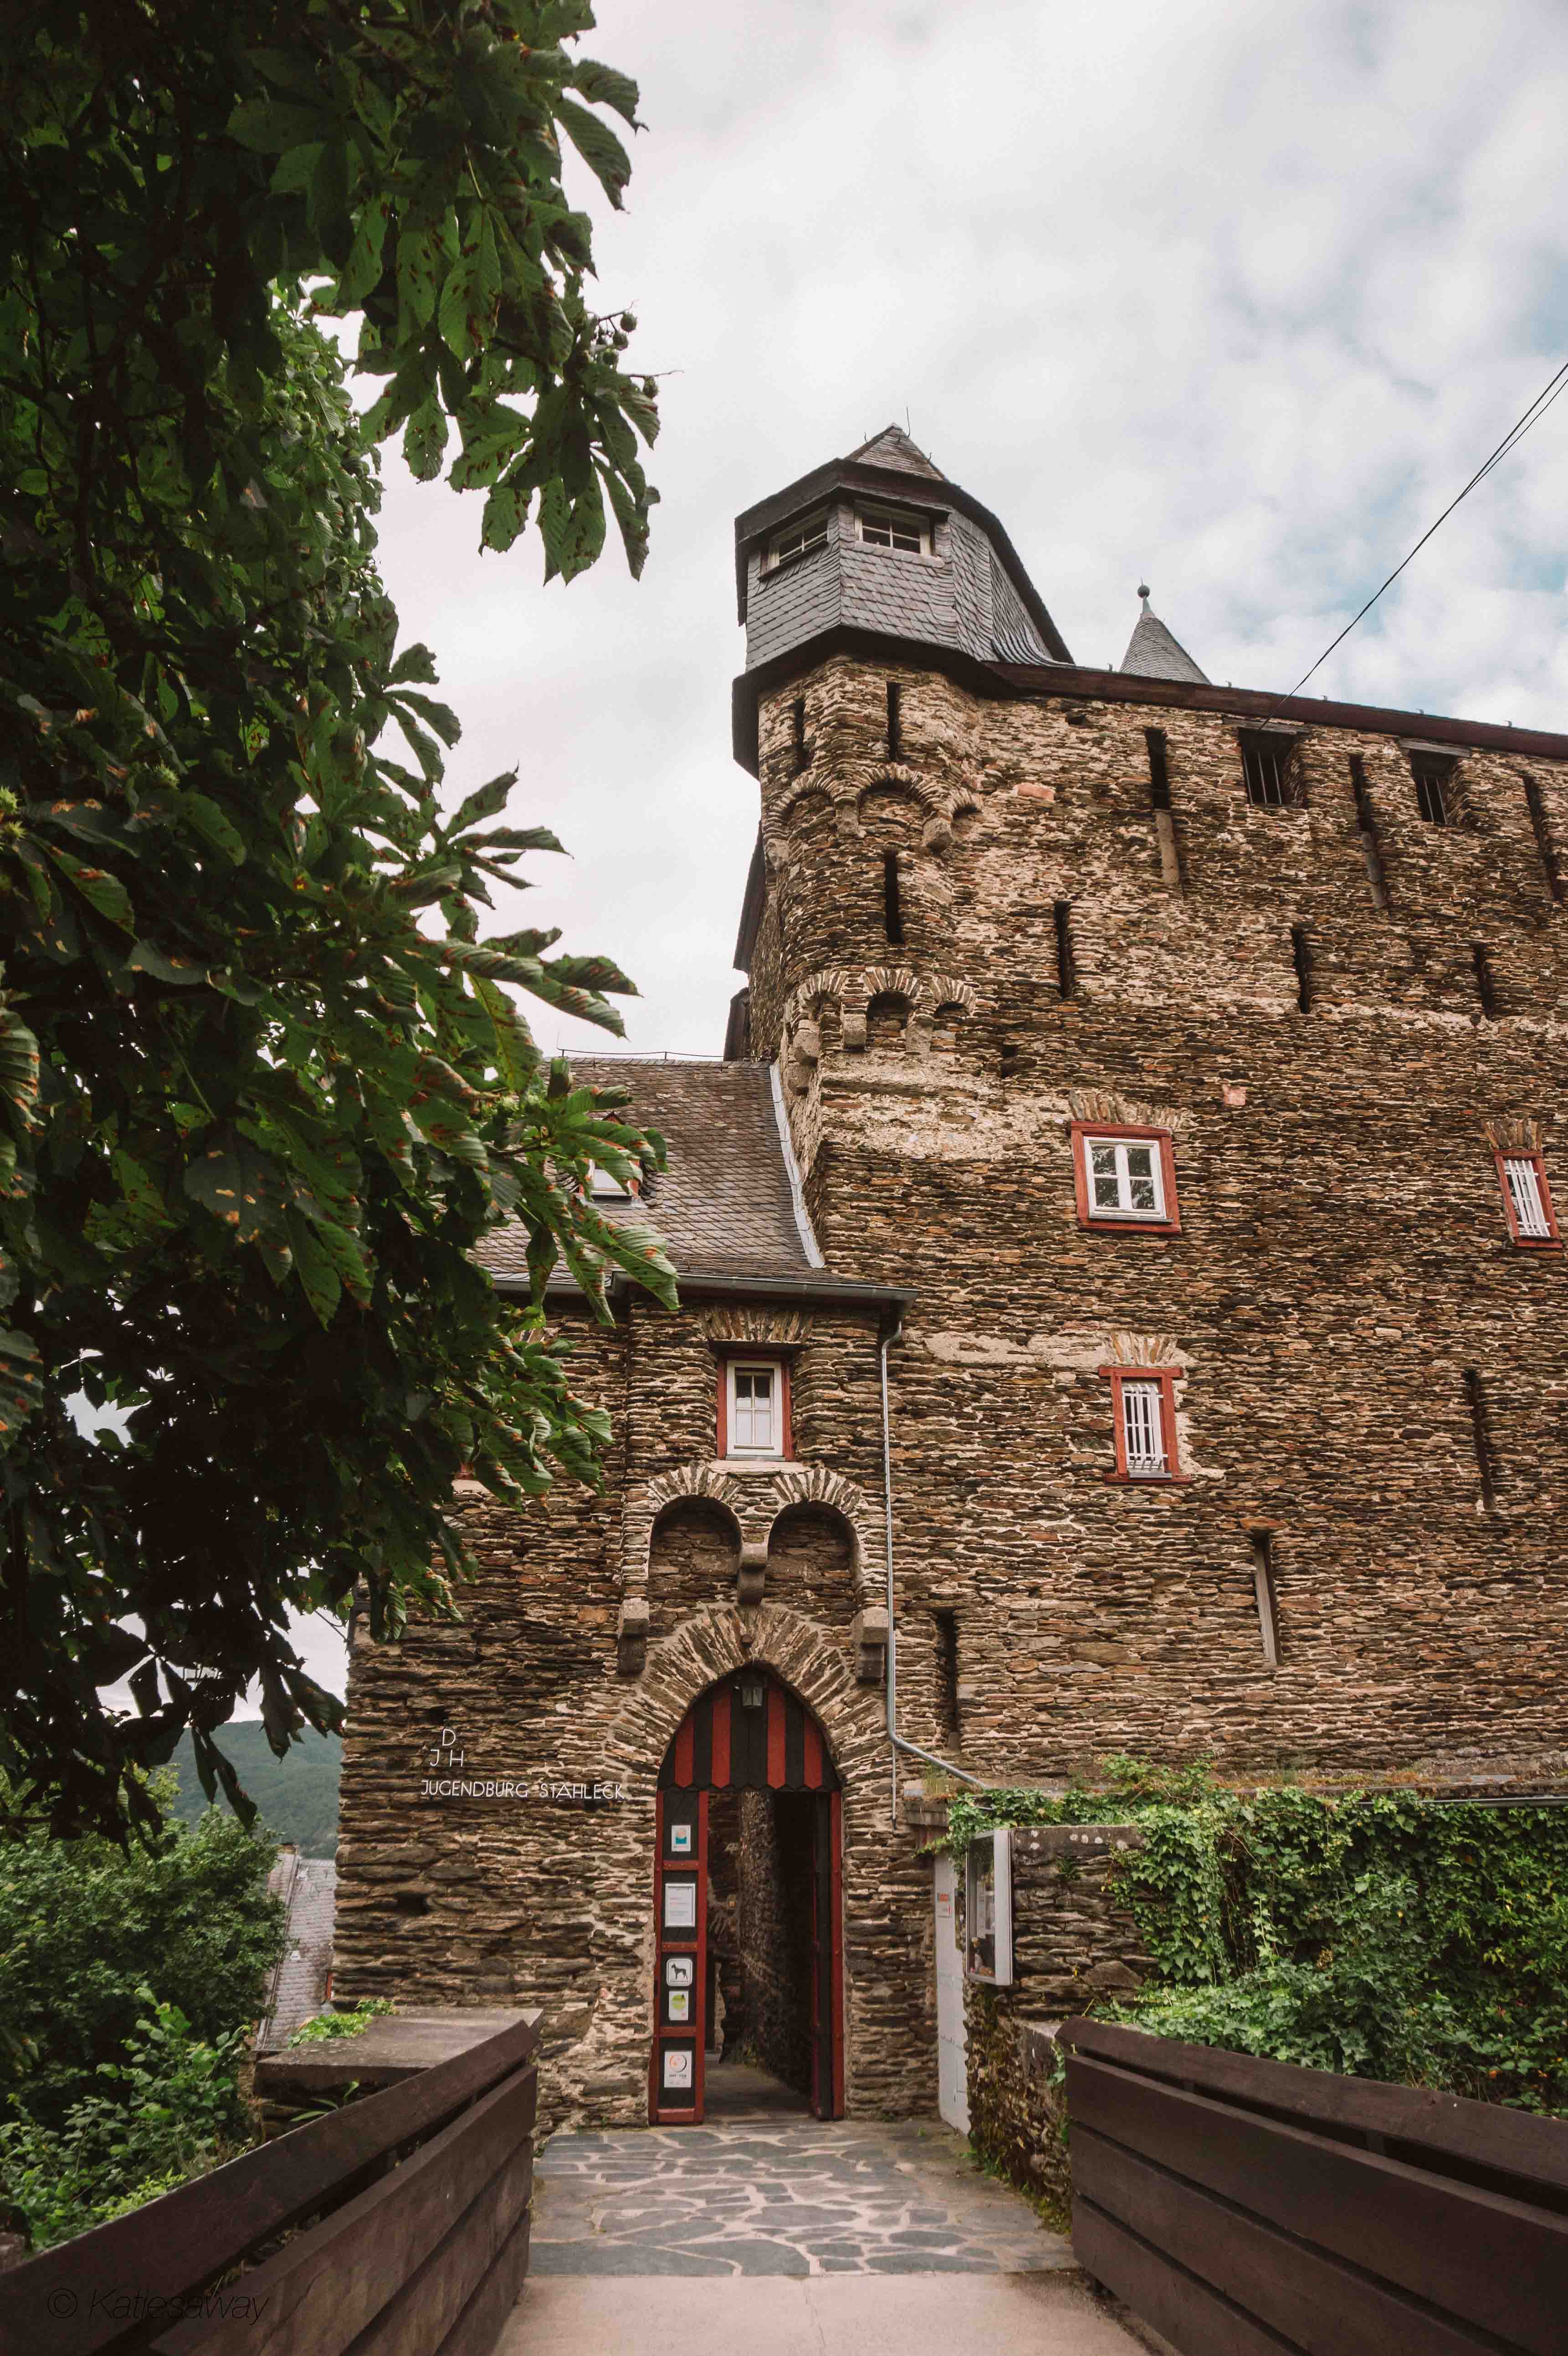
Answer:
[1120, 587, 1209, 685]
[733, 434, 1072, 667]
[844, 425, 946, 480]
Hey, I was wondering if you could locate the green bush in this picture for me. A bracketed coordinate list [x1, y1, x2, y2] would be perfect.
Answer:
[946, 1769, 1568, 2114]
[0, 1775, 284, 2128]
[0, 1992, 251, 2250]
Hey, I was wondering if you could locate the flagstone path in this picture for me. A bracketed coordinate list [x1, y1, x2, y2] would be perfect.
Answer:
[529, 2115, 1079, 2277]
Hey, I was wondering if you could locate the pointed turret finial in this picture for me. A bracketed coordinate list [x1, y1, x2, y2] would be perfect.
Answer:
[1119, 586, 1209, 685]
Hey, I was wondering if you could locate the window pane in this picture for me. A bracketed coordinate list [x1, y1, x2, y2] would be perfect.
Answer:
[733, 1367, 775, 1451]
[1089, 1141, 1120, 1209]
[1505, 1157, 1549, 1238]
[1086, 1136, 1164, 1218]
[1121, 1380, 1167, 1474]
[1125, 1145, 1158, 1211]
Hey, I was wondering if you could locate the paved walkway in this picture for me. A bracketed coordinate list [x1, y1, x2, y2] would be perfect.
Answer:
[502, 2100, 1149, 2353]
[529, 2115, 1075, 2276]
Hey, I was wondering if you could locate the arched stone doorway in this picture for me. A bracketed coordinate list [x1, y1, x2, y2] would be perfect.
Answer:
[651, 1666, 844, 2125]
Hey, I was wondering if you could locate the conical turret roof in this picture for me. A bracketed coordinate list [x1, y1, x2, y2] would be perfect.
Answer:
[1120, 587, 1209, 685]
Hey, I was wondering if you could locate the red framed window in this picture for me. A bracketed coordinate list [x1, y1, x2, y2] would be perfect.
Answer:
[1072, 1124, 1180, 1235]
[1101, 1366, 1187, 1483]
[716, 1356, 793, 1459]
[1495, 1150, 1560, 1248]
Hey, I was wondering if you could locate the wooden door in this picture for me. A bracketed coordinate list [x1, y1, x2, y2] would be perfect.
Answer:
[651, 1788, 708, 2122]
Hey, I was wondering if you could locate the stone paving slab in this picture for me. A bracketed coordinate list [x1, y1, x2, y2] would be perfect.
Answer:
[532, 2116, 1077, 2277]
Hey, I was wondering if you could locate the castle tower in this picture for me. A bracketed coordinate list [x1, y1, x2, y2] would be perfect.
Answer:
[728, 424, 1568, 1800]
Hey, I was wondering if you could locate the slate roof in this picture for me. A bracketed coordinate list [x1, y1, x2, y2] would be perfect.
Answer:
[475, 1059, 826, 1289]
[845, 424, 947, 479]
[257, 1852, 337, 2053]
[1120, 587, 1209, 684]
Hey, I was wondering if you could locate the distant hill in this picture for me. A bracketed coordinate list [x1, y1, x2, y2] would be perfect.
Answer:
[164, 1724, 341, 1858]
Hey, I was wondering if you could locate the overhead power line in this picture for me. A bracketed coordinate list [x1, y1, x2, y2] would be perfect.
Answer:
[1281, 356, 1568, 703]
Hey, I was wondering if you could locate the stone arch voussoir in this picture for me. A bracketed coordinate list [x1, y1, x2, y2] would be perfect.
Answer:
[599, 1606, 884, 1795]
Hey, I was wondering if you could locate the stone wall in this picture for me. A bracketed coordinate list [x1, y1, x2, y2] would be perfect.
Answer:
[965, 1825, 1151, 2216]
[747, 653, 1568, 1788]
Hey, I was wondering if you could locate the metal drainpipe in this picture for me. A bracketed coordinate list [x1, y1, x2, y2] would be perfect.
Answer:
[881, 1322, 983, 1828]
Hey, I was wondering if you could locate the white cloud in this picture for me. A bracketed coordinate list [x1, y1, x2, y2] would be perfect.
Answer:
[359, 0, 1568, 1061]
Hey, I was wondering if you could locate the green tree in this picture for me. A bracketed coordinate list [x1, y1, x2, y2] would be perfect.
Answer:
[0, 2, 676, 1841]
[0, 1776, 283, 2127]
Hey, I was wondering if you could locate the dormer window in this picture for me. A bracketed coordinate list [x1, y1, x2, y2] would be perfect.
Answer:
[586, 1164, 635, 1201]
[764, 512, 829, 571]
[719, 1358, 790, 1459]
[856, 506, 930, 555]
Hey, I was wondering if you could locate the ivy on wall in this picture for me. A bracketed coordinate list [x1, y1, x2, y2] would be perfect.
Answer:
[940, 1760, 1568, 2115]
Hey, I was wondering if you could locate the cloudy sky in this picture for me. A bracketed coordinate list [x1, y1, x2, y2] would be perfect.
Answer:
[279, 0, 1568, 1708]
[366, 0, 1568, 1064]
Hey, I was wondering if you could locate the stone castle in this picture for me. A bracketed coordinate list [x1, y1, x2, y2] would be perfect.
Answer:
[336, 426, 1568, 2128]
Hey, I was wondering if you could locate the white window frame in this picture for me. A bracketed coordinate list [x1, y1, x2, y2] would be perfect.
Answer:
[1085, 1134, 1166, 1222]
[964, 1829, 1014, 1986]
[726, 1359, 783, 1458]
[764, 511, 830, 572]
[855, 504, 931, 555]
[586, 1163, 634, 1201]
[1503, 1154, 1551, 1240]
[1120, 1378, 1170, 1479]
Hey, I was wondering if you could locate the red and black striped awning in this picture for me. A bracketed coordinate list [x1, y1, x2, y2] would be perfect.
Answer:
[659, 1670, 839, 1793]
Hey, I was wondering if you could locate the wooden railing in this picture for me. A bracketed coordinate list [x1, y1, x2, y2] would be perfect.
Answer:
[1060, 2018, 1568, 2356]
[0, 2010, 539, 2356]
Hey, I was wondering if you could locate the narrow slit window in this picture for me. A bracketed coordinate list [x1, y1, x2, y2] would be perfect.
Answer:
[1291, 924, 1312, 1013]
[1522, 774, 1563, 902]
[933, 1610, 959, 1734]
[1145, 728, 1172, 811]
[727, 1360, 782, 1457]
[1412, 757, 1451, 825]
[1053, 899, 1077, 998]
[792, 696, 809, 775]
[1350, 756, 1393, 914]
[1240, 732, 1302, 809]
[1250, 1533, 1280, 1669]
[886, 681, 902, 762]
[1463, 1368, 1497, 1510]
[883, 849, 904, 945]
[1472, 942, 1498, 1020]
[1496, 1150, 1558, 1246]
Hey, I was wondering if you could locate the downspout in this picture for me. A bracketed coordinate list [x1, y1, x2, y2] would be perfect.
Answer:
[881, 1322, 982, 1828]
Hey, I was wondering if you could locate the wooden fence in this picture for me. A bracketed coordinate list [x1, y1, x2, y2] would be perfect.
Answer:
[0, 2010, 539, 2356]
[1061, 2018, 1568, 2356]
